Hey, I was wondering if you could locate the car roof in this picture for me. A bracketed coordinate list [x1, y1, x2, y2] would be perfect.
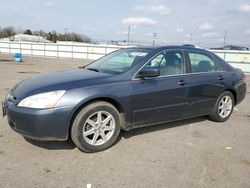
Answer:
[127, 45, 204, 51]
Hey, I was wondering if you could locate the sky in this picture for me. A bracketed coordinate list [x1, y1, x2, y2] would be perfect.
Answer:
[1, 0, 250, 47]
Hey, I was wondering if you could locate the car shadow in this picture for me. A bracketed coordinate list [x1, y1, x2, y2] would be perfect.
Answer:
[122, 116, 207, 139]
[23, 116, 207, 151]
[23, 137, 76, 150]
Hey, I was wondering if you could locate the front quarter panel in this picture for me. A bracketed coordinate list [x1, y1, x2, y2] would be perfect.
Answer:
[56, 81, 133, 129]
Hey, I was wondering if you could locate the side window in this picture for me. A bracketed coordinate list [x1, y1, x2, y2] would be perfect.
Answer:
[147, 54, 166, 67]
[146, 51, 185, 76]
[188, 52, 221, 73]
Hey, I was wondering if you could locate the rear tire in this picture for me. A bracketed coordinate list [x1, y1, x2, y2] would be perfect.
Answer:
[209, 91, 234, 122]
[71, 101, 121, 152]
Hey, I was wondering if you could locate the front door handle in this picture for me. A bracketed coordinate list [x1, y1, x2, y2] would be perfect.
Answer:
[178, 80, 188, 85]
[217, 75, 224, 80]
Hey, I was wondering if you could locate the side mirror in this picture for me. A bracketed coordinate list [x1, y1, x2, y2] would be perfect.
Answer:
[137, 67, 160, 78]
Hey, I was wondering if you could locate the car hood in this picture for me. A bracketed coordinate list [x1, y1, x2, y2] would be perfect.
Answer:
[12, 68, 112, 99]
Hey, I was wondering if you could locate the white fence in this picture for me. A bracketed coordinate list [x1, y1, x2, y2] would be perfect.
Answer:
[0, 41, 121, 60]
[0, 41, 250, 73]
[212, 50, 250, 63]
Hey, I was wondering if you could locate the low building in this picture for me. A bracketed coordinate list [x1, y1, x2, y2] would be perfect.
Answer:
[0, 34, 51, 43]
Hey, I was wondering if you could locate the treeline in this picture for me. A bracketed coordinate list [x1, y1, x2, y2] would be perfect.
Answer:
[0, 26, 92, 43]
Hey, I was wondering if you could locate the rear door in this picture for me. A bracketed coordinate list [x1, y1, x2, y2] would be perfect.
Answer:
[187, 50, 227, 116]
[131, 50, 190, 126]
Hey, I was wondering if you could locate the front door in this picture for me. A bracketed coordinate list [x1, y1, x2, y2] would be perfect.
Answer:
[131, 50, 190, 127]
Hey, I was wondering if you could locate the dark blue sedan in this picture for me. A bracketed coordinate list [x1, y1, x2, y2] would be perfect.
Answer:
[2, 46, 246, 152]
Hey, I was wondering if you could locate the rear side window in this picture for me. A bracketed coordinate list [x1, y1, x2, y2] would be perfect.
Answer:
[188, 52, 221, 73]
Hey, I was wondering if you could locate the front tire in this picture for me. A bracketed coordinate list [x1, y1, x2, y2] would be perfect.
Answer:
[209, 91, 234, 122]
[71, 101, 121, 152]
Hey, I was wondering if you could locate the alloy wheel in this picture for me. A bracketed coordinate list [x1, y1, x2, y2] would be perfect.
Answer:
[218, 96, 233, 119]
[83, 111, 115, 146]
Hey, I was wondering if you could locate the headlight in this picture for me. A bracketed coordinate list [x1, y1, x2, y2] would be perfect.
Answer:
[18, 90, 66, 109]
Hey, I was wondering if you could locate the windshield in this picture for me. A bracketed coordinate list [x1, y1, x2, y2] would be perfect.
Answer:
[85, 48, 152, 74]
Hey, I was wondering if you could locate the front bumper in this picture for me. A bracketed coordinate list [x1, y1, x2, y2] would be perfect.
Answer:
[3, 100, 73, 141]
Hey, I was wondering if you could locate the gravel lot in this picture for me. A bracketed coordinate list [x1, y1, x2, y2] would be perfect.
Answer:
[0, 54, 250, 188]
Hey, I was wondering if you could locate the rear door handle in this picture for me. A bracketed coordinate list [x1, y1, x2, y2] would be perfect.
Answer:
[178, 80, 188, 85]
[217, 75, 224, 80]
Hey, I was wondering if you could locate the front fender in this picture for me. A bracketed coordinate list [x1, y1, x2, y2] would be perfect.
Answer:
[57, 82, 132, 135]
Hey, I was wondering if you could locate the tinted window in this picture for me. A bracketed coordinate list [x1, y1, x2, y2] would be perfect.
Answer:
[146, 51, 185, 76]
[188, 52, 221, 73]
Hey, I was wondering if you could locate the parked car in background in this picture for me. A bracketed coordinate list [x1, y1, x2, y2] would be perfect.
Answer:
[222, 45, 249, 51]
[211, 45, 249, 51]
[2, 46, 246, 152]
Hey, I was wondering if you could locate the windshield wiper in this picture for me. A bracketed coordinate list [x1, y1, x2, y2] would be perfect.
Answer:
[86, 68, 100, 72]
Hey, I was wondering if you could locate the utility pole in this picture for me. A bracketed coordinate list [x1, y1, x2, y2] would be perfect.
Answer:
[190, 33, 193, 43]
[127, 24, 130, 46]
[223, 30, 227, 46]
[64, 28, 68, 44]
[153, 32, 158, 46]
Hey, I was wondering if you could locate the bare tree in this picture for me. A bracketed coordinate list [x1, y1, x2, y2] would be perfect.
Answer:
[0, 26, 16, 38]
